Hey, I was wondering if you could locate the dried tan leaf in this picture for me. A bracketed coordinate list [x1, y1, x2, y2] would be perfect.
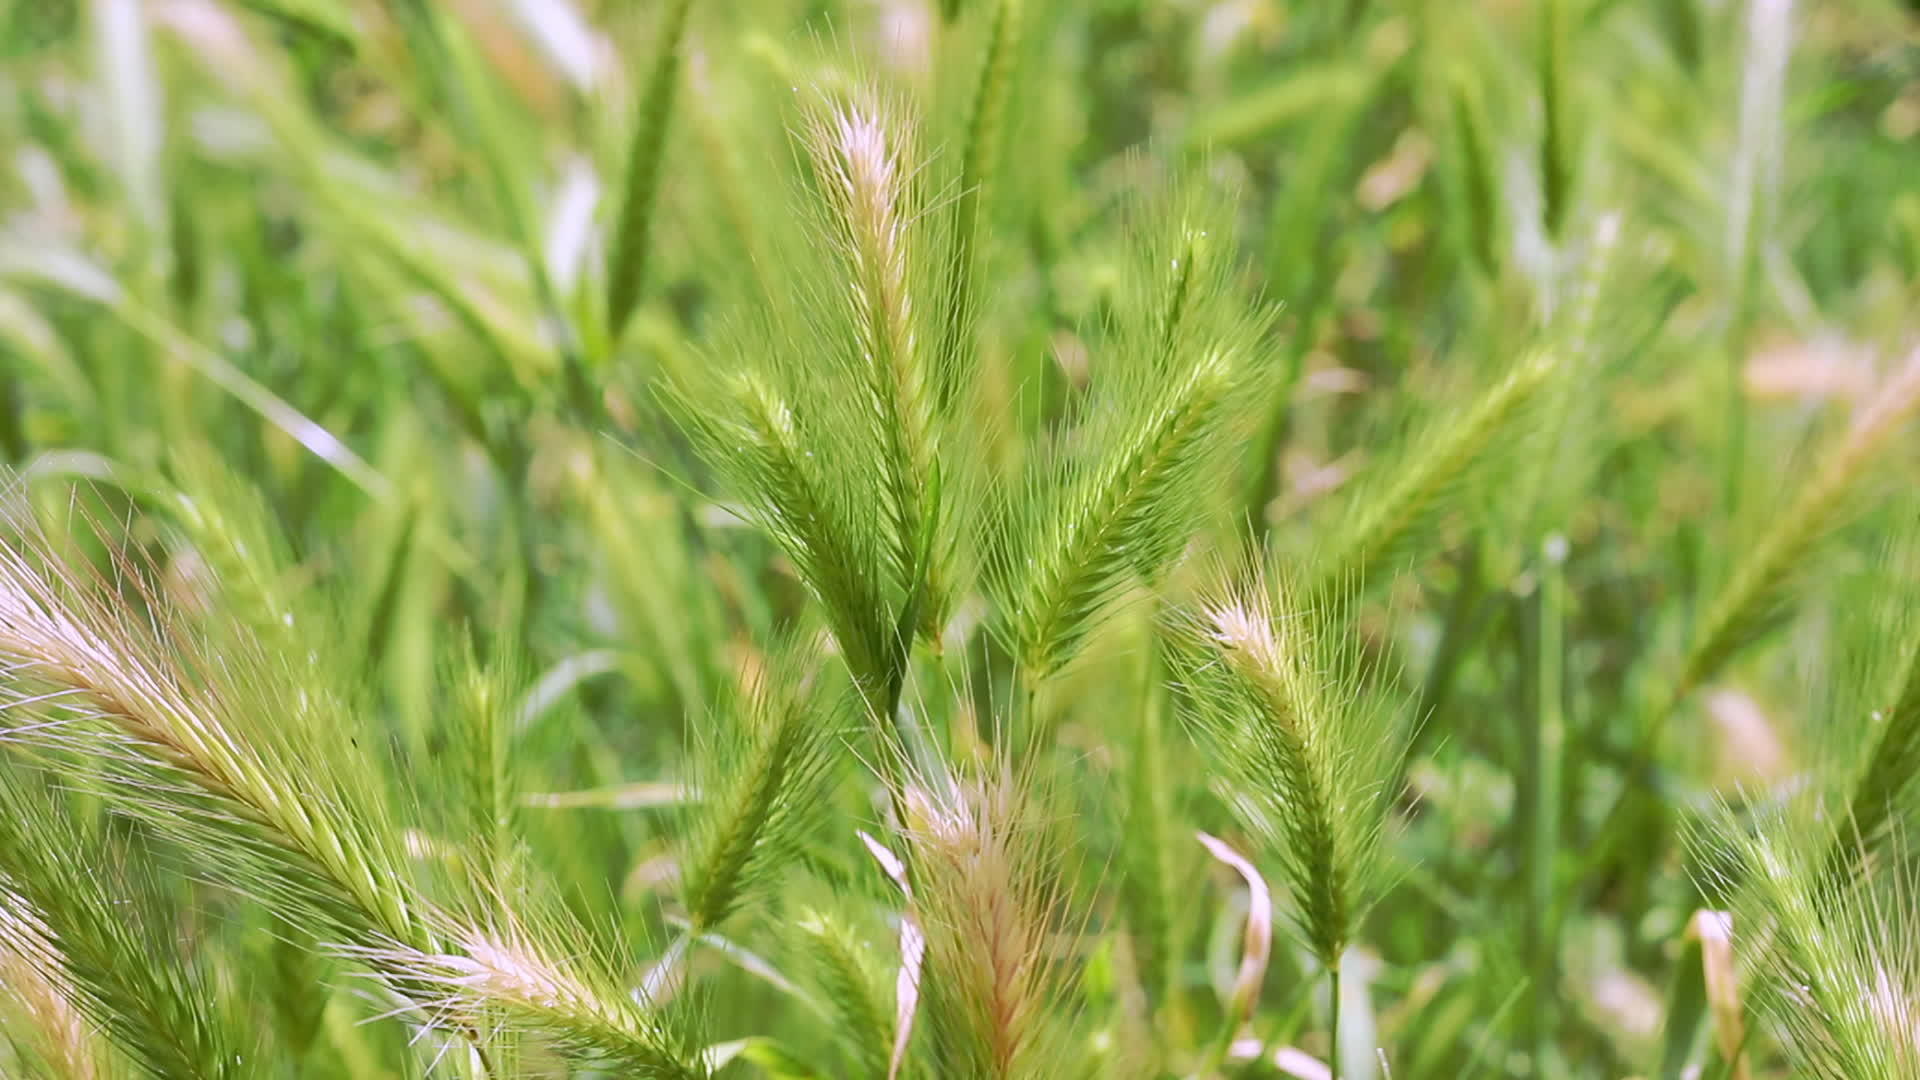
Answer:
[1704, 687, 1789, 790]
[860, 830, 921, 1080]
[1744, 336, 1876, 402]
[1198, 831, 1273, 1034]
[1687, 909, 1750, 1080]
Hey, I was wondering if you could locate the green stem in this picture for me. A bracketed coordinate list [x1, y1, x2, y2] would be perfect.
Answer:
[1020, 670, 1041, 754]
[1528, 536, 1567, 1072]
[1329, 959, 1343, 1080]
[1722, 332, 1747, 516]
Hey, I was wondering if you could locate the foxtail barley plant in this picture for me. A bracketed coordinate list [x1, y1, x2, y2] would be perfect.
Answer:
[2, 2, 1920, 1078]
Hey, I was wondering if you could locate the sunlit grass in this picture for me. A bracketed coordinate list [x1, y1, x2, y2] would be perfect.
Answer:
[2, 1, 1919, 1078]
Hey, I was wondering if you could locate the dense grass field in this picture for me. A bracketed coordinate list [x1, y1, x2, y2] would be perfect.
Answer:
[2, 0, 1920, 1077]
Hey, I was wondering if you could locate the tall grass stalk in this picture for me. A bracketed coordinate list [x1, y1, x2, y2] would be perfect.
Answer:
[606, 0, 695, 344]
[936, 0, 1021, 386]
[795, 909, 893, 1079]
[1527, 535, 1569, 1068]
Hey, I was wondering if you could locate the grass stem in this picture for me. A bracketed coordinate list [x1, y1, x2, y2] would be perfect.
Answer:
[1329, 958, 1343, 1080]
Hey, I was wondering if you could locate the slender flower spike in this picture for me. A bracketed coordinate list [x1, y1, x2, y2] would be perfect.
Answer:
[1168, 567, 1405, 972]
[808, 99, 944, 618]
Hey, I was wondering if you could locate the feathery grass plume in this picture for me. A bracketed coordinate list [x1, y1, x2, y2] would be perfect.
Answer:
[444, 639, 521, 891]
[1007, 345, 1241, 679]
[340, 906, 707, 1080]
[1124, 193, 1257, 385]
[1843, 631, 1920, 868]
[0, 914, 106, 1080]
[0, 914, 104, 1076]
[1311, 348, 1560, 604]
[802, 94, 949, 637]
[1672, 346, 1920, 706]
[0, 769, 242, 1080]
[671, 367, 897, 711]
[935, 0, 1021, 387]
[0, 501, 431, 957]
[1166, 564, 1405, 974]
[1789, 539, 1920, 887]
[0, 503, 697, 1073]
[1003, 206, 1270, 679]
[793, 908, 893, 1080]
[1446, 71, 1500, 275]
[606, 0, 694, 343]
[1537, 0, 1573, 241]
[898, 765, 1083, 1080]
[677, 647, 840, 934]
[158, 449, 298, 640]
[1692, 795, 1920, 1080]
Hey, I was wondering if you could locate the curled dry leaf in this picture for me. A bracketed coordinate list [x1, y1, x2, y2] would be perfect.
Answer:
[1688, 909, 1751, 1080]
[1198, 831, 1273, 1034]
[860, 829, 922, 1080]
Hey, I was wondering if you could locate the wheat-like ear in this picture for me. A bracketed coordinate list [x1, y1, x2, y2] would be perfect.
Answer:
[0, 925, 105, 1080]
[803, 95, 951, 640]
[677, 645, 840, 934]
[1692, 795, 1920, 1080]
[0, 769, 243, 1080]
[444, 638, 522, 893]
[1166, 562, 1405, 972]
[1840, 629, 1920, 871]
[1672, 346, 1920, 706]
[898, 764, 1082, 1080]
[999, 191, 1271, 684]
[1009, 346, 1240, 680]
[1311, 348, 1561, 604]
[159, 447, 300, 642]
[0, 910, 103, 1080]
[0, 506, 430, 953]
[793, 907, 893, 1080]
[338, 904, 707, 1080]
[672, 369, 898, 711]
